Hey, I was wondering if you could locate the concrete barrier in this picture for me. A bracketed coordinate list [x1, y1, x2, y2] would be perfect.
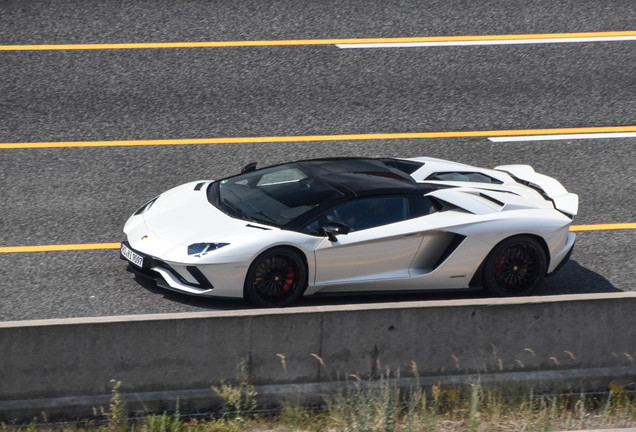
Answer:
[1, 292, 636, 421]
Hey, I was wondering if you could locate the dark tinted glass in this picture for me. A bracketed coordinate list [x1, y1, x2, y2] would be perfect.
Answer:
[426, 172, 502, 184]
[212, 164, 340, 226]
[303, 197, 408, 234]
[408, 196, 437, 217]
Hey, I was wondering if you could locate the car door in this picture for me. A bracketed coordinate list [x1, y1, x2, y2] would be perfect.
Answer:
[311, 196, 428, 287]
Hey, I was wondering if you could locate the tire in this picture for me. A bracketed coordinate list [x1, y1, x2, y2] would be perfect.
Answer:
[244, 247, 307, 307]
[482, 236, 547, 297]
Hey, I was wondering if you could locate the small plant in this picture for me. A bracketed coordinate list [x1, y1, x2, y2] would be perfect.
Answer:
[106, 380, 127, 432]
[142, 412, 182, 432]
[468, 383, 481, 432]
[25, 418, 38, 432]
[431, 382, 458, 414]
[211, 359, 257, 428]
[327, 379, 376, 432]
[278, 400, 323, 430]
[609, 380, 629, 413]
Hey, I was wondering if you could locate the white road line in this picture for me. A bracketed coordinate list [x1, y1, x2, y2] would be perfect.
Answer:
[336, 36, 636, 49]
[488, 132, 636, 142]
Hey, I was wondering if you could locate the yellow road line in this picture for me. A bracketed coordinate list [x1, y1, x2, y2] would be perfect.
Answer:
[569, 223, 636, 232]
[1, 31, 635, 51]
[0, 243, 121, 253]
[0, 224, 634, 253]
[3, 125, 636, 149]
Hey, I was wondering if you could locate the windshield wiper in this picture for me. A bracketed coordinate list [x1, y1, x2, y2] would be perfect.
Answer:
[222, 199, 256, 222]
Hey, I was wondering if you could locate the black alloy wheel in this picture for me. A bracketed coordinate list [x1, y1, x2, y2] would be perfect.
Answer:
[244, 248, 307, 307]
[483, 236, 547, 296]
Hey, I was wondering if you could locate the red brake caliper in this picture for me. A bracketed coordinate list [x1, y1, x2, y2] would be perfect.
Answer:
[283, 270, 295, 291]
[494, 254, 506, 275]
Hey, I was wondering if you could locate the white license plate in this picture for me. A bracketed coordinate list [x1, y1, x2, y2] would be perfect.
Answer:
[121, 243, 144, 268]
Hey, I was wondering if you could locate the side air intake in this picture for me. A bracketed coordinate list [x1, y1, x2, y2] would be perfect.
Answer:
[432, 234, 467, 270]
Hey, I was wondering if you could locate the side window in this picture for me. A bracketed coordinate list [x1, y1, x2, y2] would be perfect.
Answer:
[426, 172, 502, 184]
[303, 197, 408, 234]
[408, 196, 437, 217]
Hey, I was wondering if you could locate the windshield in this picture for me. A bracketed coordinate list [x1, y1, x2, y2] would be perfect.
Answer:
[208, 163, 340, 227]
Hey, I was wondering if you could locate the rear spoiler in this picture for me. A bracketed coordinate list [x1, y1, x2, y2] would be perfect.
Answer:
[495, 164, 579, 217]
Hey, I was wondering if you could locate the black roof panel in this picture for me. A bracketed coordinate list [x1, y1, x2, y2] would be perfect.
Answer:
[297, 158, 420, 196]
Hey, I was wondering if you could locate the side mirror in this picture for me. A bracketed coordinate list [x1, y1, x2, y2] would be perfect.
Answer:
[241, 162, 257, 174]
[322, 222, 351, 242]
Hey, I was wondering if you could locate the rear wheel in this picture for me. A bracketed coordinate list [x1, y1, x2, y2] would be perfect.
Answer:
[483, 236, 547, 296]
[244, 248, 307, 307]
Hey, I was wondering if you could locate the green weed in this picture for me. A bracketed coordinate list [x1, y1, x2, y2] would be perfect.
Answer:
[210, 360, 257, 431]
[106, 380, 127, 432]
[140, 412, 182, 432]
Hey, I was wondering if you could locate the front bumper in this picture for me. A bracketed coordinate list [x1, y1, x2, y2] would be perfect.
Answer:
[120, 241, 215, 296]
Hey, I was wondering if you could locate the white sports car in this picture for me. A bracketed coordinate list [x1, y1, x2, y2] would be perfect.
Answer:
[121, 157, 578, 307]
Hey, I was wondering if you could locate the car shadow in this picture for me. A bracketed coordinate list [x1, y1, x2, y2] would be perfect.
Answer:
[535, 259, 621, 295]
[299, 260, 621, 307]
[132, 271, 252, 310]
[132, 259, 620, 311]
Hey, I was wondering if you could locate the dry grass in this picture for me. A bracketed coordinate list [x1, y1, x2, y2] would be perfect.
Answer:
[3, 379, 635, 432]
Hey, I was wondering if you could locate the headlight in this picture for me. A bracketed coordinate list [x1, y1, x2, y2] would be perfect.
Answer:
[187, 242, 230, 256]
[134, 196, 159, 215]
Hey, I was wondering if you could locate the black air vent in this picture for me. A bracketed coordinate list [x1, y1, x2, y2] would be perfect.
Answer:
[186, 266, 214, 289]
[432, 234, 467, 270]
[478, 193, 505, 208]
[246, 224, 271, 230]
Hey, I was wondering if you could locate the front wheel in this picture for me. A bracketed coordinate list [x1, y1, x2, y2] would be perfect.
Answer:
[482, 236, 547, 297]
[244, 248, 307, 307]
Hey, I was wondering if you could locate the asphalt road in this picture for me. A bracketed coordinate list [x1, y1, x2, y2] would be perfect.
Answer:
[1, 1, 634, 321]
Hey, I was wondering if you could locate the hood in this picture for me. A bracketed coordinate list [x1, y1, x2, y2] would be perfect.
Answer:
[131, 181, 274, 247]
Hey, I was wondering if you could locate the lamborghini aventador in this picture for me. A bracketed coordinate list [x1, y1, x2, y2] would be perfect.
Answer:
[121, 157, 578, 307]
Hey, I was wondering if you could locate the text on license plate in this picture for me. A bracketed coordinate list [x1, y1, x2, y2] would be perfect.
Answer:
[121, 244, 144, 268]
